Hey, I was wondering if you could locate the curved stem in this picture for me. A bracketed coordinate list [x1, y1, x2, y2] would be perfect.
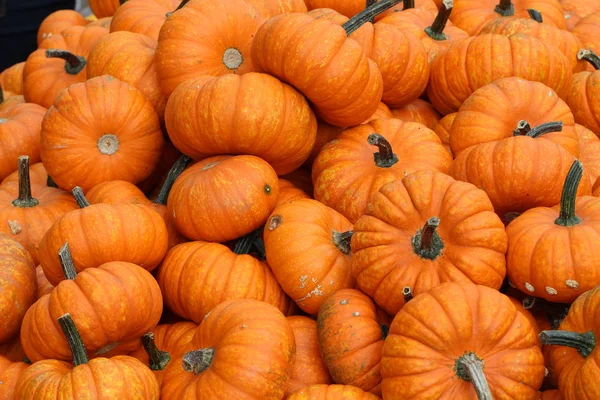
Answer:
[59, 242, 77, 280]
[142, 332, 171, 370]
[425, 0, 453, 41]
[527, 9, 543, 22]
[455, 353, 493, 400]
[539, 330, 596, 358]
[578, 49, 600, 70]
[153, 155, 193, 205]
[494, 0, 514, 16]
[526, 121, 563, 138]
[166, 0, 190, 17]
[412, 217, 444, 260]
[47, 175, 58, 188]
[57, 313, 88, 366]
[182, 348, 215, 375]
[72, 186, 91, 208]
[234, 227, 264, 255]
[555, 160, 583, 226]
[403, 0, 414, 9]
[332, 230, 353, 255]
[45, 49, 86, 75]
[367, 134, 399, 168]
[12, 156, 39, 208]
[513, 120, 531, 136]
[367, 0, 377, 22]
[343, 0, 403, 35]
[403, 286, 414, 303]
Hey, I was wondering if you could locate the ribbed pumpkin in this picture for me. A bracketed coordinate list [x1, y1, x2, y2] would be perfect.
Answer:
[36, 9, 88, 45]
[571, 12, 600, 58]
[89, 0, 122, 18]
[389, 99, 442, 130]
[565, 49, 600, 135]
[245, 0, 308, 17]
[110, 0, 181, 41]
[433, 112, 454, 155]
[577, 124, 600, 184]
[561, 0, 600, 29]
[277, 179, 311, 207]
[0, 356, 28, 399]
[35, 265, 54, 299]
[538, 390, 562, 400]
[0, 62, 25, 98]
[312, 118, 452, 223]
[288, 384, 381, 400]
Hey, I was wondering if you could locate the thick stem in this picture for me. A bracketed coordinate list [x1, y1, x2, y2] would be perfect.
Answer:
[526, 121, 563, 138]
[403, 0, 414, 9]
[367, 134, 399, 168]
[539, 330, 596, 358]
[332, 230, 353, 255]
[412, 217, 444, 260]
[455, 353, 493, 400]
[578, 49, 600, 70]
[555, 160, 583, 226]
[527, 9, 543, 22]
[182, 348, 215, 375]
[154, 155, 193, 205]
[12, 156, 39, 208]
[166, 0, 190, 17]
[59, 242, 77, 280]
[142, 332, 171, 370]
[234, 227, 264, 255]
[47, 175, 58, 188]
[343, 0, 403, 35]
[403, 286, 414, 303]
[72, 186, 90, 208]
[367, 0, 377, 22]
[494, 0, 514, 16]
[57, 313, 88, 366]
[45, 49, 86, 75]
[425, 0, 453, 41]
[513, 120, 531, 136]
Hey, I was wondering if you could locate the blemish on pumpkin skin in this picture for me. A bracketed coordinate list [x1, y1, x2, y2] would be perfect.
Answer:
[268, 215, 282, 230]
[7, 220, 21, 235]
[565, 279, 579, 289]
[339, 299, 348, 305]
[525, 282, 535, 292]
[352, 312, 360, 317]
[546, 286, 558, 295]
[296, 285, 324, 303]
[299, 275, 308, 289]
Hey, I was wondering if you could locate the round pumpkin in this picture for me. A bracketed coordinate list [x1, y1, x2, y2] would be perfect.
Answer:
[36, 9, 88, 45]
[0, 356, 28, 400]
[565, 49, 600, 135]
[89, 0, 122, 18]
[110, 0, 181, 41]
[433, 112, 454, 155]
[35, 265, 54, 299]
[276, 179, 311, 207]
[0, 62, 25, 97]
[288, 384, 381, 399]
[0, 95, 24, 113]
[576, 123, 600, 184]
[245, 0, 307, 17]
[571, 12, 600, 58]
[560, 0, 600, 30]
[389, 98, 442, 130]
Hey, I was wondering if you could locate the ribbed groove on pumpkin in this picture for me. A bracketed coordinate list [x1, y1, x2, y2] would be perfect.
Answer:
[425, 0, 453, 41]
[494, 0, 514, 17]
[166, 0, 190, 17]
[12, 156, 39, 208]
[412, 217, 444, 260]
[45, 49, 87, 75]
[332, 230, 353, 255]
[527, 9, 543, 22]
[455, 352, 493, 400]
[72, 186, 91, 208]
[578, 49, 600, 70]
[57, 313, 88, 366]
[555, 160, 583, 226]
[142, 332, 171, 370]
[539, 330, 596, 358]
[154, 155, 193, 206]
[367, 133, 399, 168]
[182, 348, 215, 375]
[58, 242, 77, 280]
[403, 286, 414, 303]
[343, 0, 403, 35]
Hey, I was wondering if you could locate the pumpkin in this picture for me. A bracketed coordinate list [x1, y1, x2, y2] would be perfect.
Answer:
[244, 0, 307, 17]
[0, 102, 46, 181]
[288, 384, 381, 399]
[38, 188, 168, 285]
[263, 199, 354, 315]
[0, 356, 28, 399]
[110, 0, 181, 41]
[377, 0, 439, 20]
[87, 31, 167, 121]
[89, 0, 122, 18]
[87, 16, 113, 28]
[160, 299, 295, 400]
[0, 95, 24, 113]
[433, 112, 454, 155]
[506, 161, 600, 303]
[155, 0, 266, 97]
[576, 124, 600, 184]
[0, 336, 26, 362]
[565, 49, 600, 135]
[450, 122, 592, 220]
[312, 118, 452, 223]
[0, 156, 78, 264]
[382, 282, 545, 399]
[164, 73, 317, 175]
[282, 168, 315, 198]
[40, 75, 164, 192]
[23, 25, 109, 109]
[0, 62, 25, 98]
[571, 12, 600, 58]
[537, 390, 562, 400]
[2, 162, 48, 186]
[36, 9, 88, 45]
[427, 34, 573, 115]
[21, 245, 163, 362]
[16, 313, 160, 398]
[0, 233, 36, 344]
[285, 316, 332, 396]
[317, 289, 387, 395]
[541, 284, 600, 400]
[168, 155, 279, 243]
[560, 0, 600, 30]
[35, 265, 54, 299]
[389, 98, 442, 130]
[351, 170, 507, 315]
[277, 179, 311, 207]
[449, 78, 578, 158]
[450, 0, 567, 35]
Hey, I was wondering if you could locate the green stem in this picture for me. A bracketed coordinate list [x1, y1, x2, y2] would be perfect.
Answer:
[45, 49, 86, 75]
[527, 9, 543, 22]
[343, 0, 403, 35]
[539, 330, 596, 358]
[412, 217, 444, 260]
[554, 160, 583, 226]
[182, 348, 215, 375]
[142, 332, 171, 370]
[12, 156, 39, 208]
[332, 230, 353, 255]
[425, 0, 453, 41]
[578, 49, 600, 70]
[153, 155, 193, 205]
[455, 353, 493, 400]
[526, 121, 563, 138]
[494, 0, 514, 16]
[368, 134, 399, 168]
[233, 228, 264, 255]
[59, 242, 77, 280]
[57, 313, 88, 366]
[72, 186, 91, 208]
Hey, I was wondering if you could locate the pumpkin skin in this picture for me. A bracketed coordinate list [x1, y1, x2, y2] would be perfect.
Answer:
[389, 99, 442, 130]
[160, 299, 296, 400]
[87, 17, 113, 29]
[36, 265, 54, 298]
[560, 0, 600, 30]
[38, 202, 168, 286]
[0, 62, 25, 97]
[277, 179, 311, 207]
[0, 103, 46, 181]
[89, 0, 121, 18]
[382, 282, 545, 399]
[252, 12, 383, 127]
[449, 78, 579, 158]
[351, 170, 507, 315]
[87, 31, 167, 121]
[433, 112, 454, 155]
[0, 233, 36, 344]
[0, 95, 24, 113]
[317, 289, 387, 395]
[427, 34, 573, 115]
[23, 25, 109, 109]
[565, 52, 600, 135]
[285, 316, 332, 397]
[288, 384, 381, 400]
[312, 118, 452, 224]
[110, 0, 181, 41]
[537, 390, 562, 400]
[263, 199, 354, 315]
[0, 336, 26, 362]
[155, 0, 265, 97]
[245, 0, 307, 17]
[571, 12, 600, 58]
[36, 9, 87, 45]
[2, 162, 48, 186]
[40, 75, 164, 192]
[577, 124, 600, 184]
[164, 73, 317, 175]
[0, 356, 28, 400]
[168, 155, 279, 243]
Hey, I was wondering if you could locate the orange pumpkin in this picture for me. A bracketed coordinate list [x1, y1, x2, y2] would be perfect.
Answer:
[2, 162, 48, 186]
[433, 112, 454, 155]
[0, 95, 24, 113]
[576, 124, 600, 184]
[389, 98, 442, 130]
[0, 356, 28, 399]
[537, 390, 562, 400]
[110, 0, 181, 41]
[0, 336, 26, 362]
[565, 49, 600, 135]
[277, 179, 311, 207]
[87, 16, 113, 28]
[0, 62, 25, 98]
[35, 265, 54, 299]
[244, 0, 307, 17]
[36, 9, 88, 45]
[89, 0, 122, 18]
[571, 12, 600, 58]
[288, 384, 381, 399]
[560, 0, 600, 30]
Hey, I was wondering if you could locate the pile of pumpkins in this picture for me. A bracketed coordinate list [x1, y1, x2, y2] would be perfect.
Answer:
[1, 0, 600, 398]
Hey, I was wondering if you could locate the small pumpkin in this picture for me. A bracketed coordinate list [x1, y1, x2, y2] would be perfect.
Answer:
[0, 95, 24, 113]
[560, 0, 600, 30]
[110, 0, 181, 41]
[0, 356, 28, 400]
[36, 9, 88, 45]
[571, 12, 600, 58]
[87, 16, 113, 28]
[277, 179, 311, 207]
[288, 384, 381, 399]
[389, 98, 442, 130]
[576, 123, 600, 184]
[0, 62, 25, 98]
[35, 265, 54, 299]
[433, 112, 454, 155]
[2, 162, 48, 187]
[565, 49, 600, 135]
[89, 0, 122, 18]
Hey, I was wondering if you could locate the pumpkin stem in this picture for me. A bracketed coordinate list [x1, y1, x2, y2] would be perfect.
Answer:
[425, 0, 453, 41]
[555, 160, 583, 227]
[142, 332, 171, 371]
[343, 0, 403, 35]
[539, 330, 596, 358]
[45, 49, 86, 75]
[455, 353, 493, 400]
[182, 348, 215, 375]
[166, 0, 190, 17]
[527, 121, 563, 138]
[366, 0, 377, 22]
[58, 242, 77, 280]
[23, 356, 31, 364]
[367, 133, 399, 168]
[527, 9, 543, 22]
[403, 0, 414, 9]
[412, 217, 444, 260]
[522, 296, 570, 330]
[513, 120, 531, 136]
[47, 175, 58, 188]
[12, 156, 39, 208]
[154, 155, 193, 205]
[494, 0, 514, 17]
[332, 230, 353, 255]
[233, 227, 264, 256]
[57, 313, 88, 366]
[578, 49, 600, 70]
[403, 286, 414, 303]
[72, 186, 91, 208]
